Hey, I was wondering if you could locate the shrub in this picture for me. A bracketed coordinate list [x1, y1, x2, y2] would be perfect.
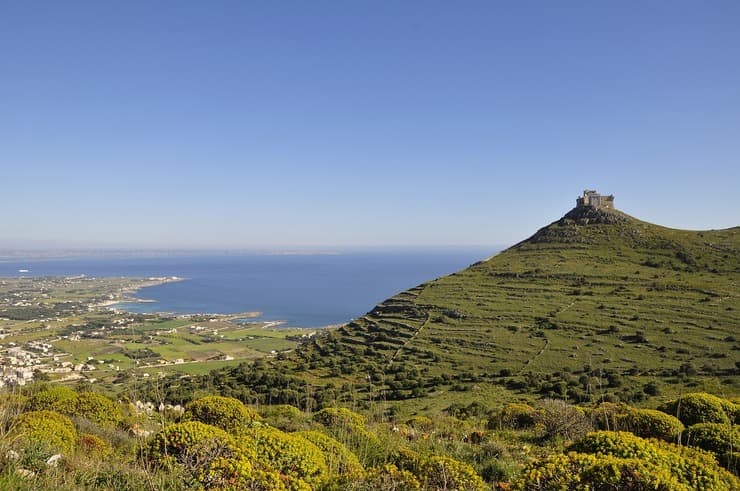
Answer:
[203, 457, 288, 491]
[719, 399, 740, 424]
[587, 402, 631, 431]
[489, 402, 537, 430]
[685, 423, 739, 473]
[420, 455, 487, 491]
[312, 407, 382, 466]
[348, 464, 420, 491]
[184, 395, 260, 433]
[535, 399, 592, 440]
[77, 432, 113, 458]
[295, 430, 364, 480]
[258, 404, 308, 431]
[392, 447, 486, 491]
[10, 410, 77, 455]
[515, 452, 687, 491]
[313, 407, 367, 429]
[567, 431, 740, 490]
[242, 426, 328, 490]
[146, 420, 242, 479]
[405, 415, 434, 433]
[26, 385, 77, 412]
[66, 391, 123, 428]
[617, 407, 684, 442]
[658, 392, 730, 426]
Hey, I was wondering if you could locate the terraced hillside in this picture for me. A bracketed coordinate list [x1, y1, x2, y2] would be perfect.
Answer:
[157, 206, 739, 412]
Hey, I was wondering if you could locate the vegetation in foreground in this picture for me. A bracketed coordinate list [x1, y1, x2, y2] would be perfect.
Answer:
[1, 205, 737, 488]
[0, 385, 738, 490]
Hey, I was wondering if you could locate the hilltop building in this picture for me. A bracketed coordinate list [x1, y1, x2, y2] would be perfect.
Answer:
[576, 190, 614, 210]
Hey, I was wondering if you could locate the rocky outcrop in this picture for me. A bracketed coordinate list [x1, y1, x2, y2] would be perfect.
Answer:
[560, 206, 630, 225]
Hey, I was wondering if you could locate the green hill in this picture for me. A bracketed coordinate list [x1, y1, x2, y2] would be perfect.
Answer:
[153, 204, 739, 413]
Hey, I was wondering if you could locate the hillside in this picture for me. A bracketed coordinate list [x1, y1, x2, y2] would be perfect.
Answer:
[155, 204, 739, 413]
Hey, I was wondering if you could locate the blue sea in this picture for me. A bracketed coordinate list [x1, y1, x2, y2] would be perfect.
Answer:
[0, 248, 497, 327]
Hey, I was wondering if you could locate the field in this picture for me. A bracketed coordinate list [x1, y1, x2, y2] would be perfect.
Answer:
[0, 276, 310, 388]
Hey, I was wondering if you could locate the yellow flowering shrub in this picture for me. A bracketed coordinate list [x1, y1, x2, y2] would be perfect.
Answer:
[10, 410, 77, 455]
[658, 392, 731, 426]
[65, 391, 124, 428]
[184, 395, 261, 433]
[203, 456, 288, 491]
[420, 455, 487, 491]
[567, 430, 740, 490]
[295, 430, 365, 480]
[616, 407, 684, 442]
[146, 420, 243, 481]
[351, 464, 420, 491]
[241, 427, 328, 490]
[489, 402, 538, 430]
[313, 407, 367, 428]
[26, 385, 78, 412]
[515, 452, 688, 490]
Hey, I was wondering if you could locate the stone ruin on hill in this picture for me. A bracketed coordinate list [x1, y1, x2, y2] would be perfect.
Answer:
[576, 189, 615, 210]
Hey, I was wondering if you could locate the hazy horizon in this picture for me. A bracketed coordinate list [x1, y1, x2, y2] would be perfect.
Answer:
[3, 2, 738, 249]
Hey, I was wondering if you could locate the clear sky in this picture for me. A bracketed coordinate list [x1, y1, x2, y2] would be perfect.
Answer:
[2, 1, 739, 249]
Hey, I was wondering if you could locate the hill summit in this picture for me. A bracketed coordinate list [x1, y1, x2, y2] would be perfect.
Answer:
[174, 195, 739, 412]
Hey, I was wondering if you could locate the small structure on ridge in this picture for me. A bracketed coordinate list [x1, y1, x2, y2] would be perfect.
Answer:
[576, 190, 615, 210]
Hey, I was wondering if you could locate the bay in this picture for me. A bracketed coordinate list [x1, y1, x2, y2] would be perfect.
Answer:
[0, 248, 497, 327]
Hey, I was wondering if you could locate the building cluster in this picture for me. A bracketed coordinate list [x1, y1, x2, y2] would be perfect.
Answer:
[0, 339, 117, 387]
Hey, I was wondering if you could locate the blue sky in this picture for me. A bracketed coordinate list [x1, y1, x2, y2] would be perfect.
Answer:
[2, 1, 738, 249]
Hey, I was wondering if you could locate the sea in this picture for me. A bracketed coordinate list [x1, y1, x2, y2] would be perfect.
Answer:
[0, 248, 498, 328]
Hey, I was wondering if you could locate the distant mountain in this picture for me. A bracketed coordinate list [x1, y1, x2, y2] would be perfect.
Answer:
[162, 200, 739, 412]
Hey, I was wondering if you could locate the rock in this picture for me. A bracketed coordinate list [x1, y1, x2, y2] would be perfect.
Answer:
[46, 454, 63, 466]
[5, 449, 19, 460]
[16, 468, 35, 478]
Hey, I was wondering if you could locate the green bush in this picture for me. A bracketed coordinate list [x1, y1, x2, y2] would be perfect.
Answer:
[587, 402, 632, 431]
[184, 395, 260, 433]
[489, 402, 537, 430]
[312, 407, 382, 466]
[658, 392, 731, 426]
[405, 415, 434, 433]
[203, 456, 288, 490]
[419, 455, 487, 491]
[295, 430, 364, 481]
[617, 407, 684, 442]
[77, 432, 113, 458]
[719, 399, 740, 425]
[10, 410, 77, 455]
[66, 392, 123, 428]
[146, 420, 242, 480]
[515, 452, 687, 491]
[241, 426, 328, 490]
[567, 430, 739, 490]
[258, 404, 308, 431]
[685, 422, 739, 474]
[313, 407, 367, 429]
[349, 464, 420, 491]
[392, 447, 486, 491]
[26, 385, 77, 412]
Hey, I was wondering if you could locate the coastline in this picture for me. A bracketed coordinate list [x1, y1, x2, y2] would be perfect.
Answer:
[92, 276, 184, 309]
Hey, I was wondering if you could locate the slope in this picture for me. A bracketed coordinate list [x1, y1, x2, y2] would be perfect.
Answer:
[151, 206, 740, 412]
